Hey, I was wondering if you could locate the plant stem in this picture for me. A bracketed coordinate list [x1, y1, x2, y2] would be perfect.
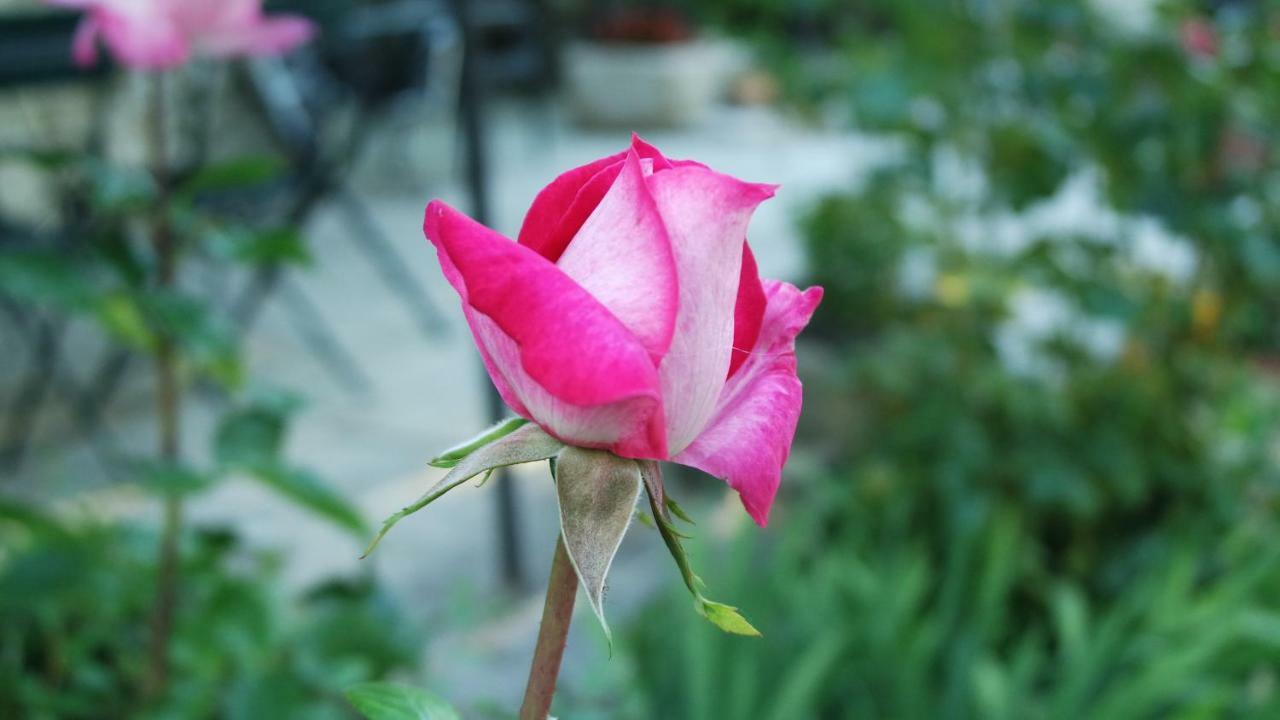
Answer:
[145, 71, 183, 699]
[519, 536, 578, 720]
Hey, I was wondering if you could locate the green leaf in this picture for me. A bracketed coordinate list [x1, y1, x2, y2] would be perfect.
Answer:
[555, 447, 643, 644]
[248, 462, 366, 536]
[429, 417, 528, 468]
[698, 599, 762, 637]
[205, 226, 310, 266]
[345, 682, 461, 720]
[179, 155, 283, 197]
[95, 292, 156, 350]
[0, 251, 96, 311]
[0, 145, 80, 169]
[0, 499, 66, 537]
[214, 395, 299, 469]
[131, 458, 217, 498]
[364, 423, 563, 558]
[142, 289, 242, 388]
[86, 159, 156, 211]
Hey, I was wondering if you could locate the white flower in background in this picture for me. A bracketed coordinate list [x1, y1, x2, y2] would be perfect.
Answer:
[1129, 218, 1197, 284]
[897, 247, 938, 301]
[995, 286, 1128, 379]
[1088, 0, 1160, 36]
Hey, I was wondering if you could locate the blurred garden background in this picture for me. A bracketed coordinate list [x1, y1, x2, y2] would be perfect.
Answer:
[2, 0, 1279, 717]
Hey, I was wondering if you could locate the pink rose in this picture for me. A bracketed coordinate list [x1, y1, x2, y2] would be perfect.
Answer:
[423, 136, 822, 525]
[49, 0, 316, 70]
[1179, 17, 1218, 58]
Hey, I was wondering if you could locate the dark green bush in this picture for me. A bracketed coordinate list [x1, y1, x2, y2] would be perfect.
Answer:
[0, 505, 420, 720]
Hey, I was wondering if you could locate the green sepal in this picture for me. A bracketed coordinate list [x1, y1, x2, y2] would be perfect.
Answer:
[698, 598, 762, 637]
[364, 423, 561, 558]
[666, 496, 696, 525]
[645, 486, 762, 637]
[428, 417, 528, 468]
[555, 447, 643, 647]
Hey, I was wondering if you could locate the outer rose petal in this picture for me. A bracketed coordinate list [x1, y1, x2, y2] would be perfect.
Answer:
[424, 200, 667, 458]
[729, 242, 766, 378]
[556, 151, 678, 362]
[675, 281, 823, 526]
[647, 166, 775, 454]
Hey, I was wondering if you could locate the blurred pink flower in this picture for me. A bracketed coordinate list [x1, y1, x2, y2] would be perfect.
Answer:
[423, 135, 822, 525]
[49, 0, 315, 69]
[1179, 16, 1218, 58]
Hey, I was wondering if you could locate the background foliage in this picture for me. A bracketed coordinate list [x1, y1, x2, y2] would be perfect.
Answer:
[4, 0, 1279, 716]
[613, 0, 1280, 717]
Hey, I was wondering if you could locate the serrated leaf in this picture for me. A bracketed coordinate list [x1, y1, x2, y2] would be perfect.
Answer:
[364, 423, 562, 557]
[247, 462, 366, 536]
[555, 447, 642, 645]
[345, 682, 460, 720]
[429, 417, 528, 468]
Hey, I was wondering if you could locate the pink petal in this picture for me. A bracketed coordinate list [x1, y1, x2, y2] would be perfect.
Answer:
[62, 0, 190, 70]
[675, 281, 823, 526]
[98, 11, 189, 69]
[198, 16, 316, 58]
[629, 133, 673, 171]
[647, 166, 776, 454]
[729, 242, 766, 378]
[519, 136, 700, 263]
[518, 152, 626, 260]
[556, 151, 678, 362]
[629, 133, 709, 171]
[424, 200, 667, 458]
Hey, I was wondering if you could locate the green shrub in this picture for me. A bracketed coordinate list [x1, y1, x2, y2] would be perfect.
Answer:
[0, 504, 420, 720]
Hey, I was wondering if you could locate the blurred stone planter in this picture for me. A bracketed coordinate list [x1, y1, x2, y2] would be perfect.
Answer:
[564, 40, 728, 128]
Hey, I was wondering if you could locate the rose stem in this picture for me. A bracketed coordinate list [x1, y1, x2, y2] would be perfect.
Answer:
[145, 70, 183, 698]
[519, 536, 578, 719]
